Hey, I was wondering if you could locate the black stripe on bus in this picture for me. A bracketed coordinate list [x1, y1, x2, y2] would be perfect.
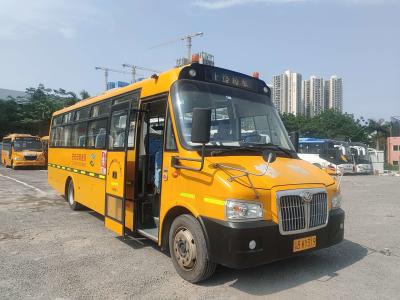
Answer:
[48, 163, 106, 180]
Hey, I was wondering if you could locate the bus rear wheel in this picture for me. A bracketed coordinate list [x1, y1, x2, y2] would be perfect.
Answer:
[67, 180, 81, 211]
[169, 214, 216, 283]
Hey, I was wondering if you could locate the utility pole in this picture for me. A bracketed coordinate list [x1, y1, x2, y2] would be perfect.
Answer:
[121, 64, 160, 83]
[95, 66, 130, 90]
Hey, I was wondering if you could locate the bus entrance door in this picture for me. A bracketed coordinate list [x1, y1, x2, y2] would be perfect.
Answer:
[104, 101, 132, 237]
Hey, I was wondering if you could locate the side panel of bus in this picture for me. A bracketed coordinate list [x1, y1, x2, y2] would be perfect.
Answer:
[48, 148, 106, 214]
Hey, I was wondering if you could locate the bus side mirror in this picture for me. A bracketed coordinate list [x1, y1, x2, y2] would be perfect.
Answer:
[289, 131, 299, 153]
[171, 108, 211, 172]
[191, 108, 211, 144]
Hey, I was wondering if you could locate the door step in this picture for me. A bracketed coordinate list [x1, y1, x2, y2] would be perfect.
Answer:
[137, 228, 158, 242]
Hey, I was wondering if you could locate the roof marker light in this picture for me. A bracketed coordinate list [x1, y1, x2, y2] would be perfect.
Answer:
[191, 54, 200, 63]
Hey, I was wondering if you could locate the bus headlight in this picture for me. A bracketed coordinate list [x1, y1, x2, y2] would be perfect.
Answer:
[332, 192, 342, 209]
[225, 199, 263, 221]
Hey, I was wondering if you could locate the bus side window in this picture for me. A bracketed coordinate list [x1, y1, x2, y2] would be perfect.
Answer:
[71, 123, 87, 148]
[109, 111, 127, 150]
[88, 119, 107, 149]
[127, 112, 137, 148]
[50, 129, 57, 147]
[62, 126, 72, 147]
[165, 110, 177, 151]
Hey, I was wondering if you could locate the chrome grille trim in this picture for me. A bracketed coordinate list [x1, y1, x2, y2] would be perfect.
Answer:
[276, 188, 328, 235]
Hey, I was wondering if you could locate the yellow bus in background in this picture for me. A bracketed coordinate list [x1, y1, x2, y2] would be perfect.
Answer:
[41, 136, 49, 167]
[1, 134, 47, 169]
[48, 62, 344, 283]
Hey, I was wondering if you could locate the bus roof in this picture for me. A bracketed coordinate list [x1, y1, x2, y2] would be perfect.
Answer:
[53, 65, 184, 117]
[52, 63, 269, 117]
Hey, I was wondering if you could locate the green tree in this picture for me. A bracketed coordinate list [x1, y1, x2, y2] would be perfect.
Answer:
[281, 110, 370, 145]
[79, 90, 91, 100]
[365, 119, 390, 150]
[0, 99, 20, 137]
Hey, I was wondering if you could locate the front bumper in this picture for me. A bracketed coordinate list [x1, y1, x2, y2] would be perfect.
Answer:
[200, 208, 345, 269]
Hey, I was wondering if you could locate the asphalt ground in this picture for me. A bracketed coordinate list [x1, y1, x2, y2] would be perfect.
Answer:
[1, 165, 400, 299]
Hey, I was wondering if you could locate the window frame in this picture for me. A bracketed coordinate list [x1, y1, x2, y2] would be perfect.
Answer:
[49, 90, 140, 149]
[108, 109, 129, 151]
[164, 106, 178, 152]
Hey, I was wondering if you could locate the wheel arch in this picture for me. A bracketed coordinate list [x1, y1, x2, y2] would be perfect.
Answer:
[160, 206, 210, 258]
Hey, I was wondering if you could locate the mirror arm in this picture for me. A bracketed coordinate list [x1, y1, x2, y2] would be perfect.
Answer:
[171, 144, 205, 171]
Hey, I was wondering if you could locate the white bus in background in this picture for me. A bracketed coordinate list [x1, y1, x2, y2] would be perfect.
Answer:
[349, 142, 373, 174]
[368, 148, 384, 174]
[298, 138, 355, 174]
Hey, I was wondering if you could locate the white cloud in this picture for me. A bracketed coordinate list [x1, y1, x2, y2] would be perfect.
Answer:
[193, 0, 396, 9]
[0, 0, 102, 40]
[193, 0, 307, 9]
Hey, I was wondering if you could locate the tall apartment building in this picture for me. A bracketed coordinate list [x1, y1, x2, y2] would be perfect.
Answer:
[301, 80, 311, 117]
[272, 74, 285, 113]
[272, 71, 343, 117]
[329, 75, 343, 113]
[324, 80, 330, 111]
[310, 76, 324, 117]
[272, 70, 301, 115]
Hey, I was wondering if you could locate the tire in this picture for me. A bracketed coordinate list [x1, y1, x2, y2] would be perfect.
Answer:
[169, 214, 216, 283]
[67, 180, 81, 211]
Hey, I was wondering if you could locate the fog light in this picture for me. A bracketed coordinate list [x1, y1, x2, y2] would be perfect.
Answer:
[249, 240, 256, 250]
[189, 69, 196, 77]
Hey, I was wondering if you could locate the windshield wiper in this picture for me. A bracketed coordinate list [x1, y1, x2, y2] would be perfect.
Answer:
[211, 145, 264, 156]
[211, 144, 294, 158]
[263, 143, 294, 158]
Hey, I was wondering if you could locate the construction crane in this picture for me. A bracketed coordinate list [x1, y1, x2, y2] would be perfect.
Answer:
[149, 32, 204, 61]
[121, 64, 160, 82]
[95, 66, 131, 91]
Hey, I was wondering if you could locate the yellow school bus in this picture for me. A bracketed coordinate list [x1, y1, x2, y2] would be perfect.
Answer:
[2, 134, 47, 169]
[48, 63, 344, 283]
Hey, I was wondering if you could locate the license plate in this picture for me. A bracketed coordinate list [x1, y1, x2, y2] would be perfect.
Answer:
[293, 236, 316, 252]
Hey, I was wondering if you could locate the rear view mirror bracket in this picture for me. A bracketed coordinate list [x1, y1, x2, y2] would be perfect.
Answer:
[171, 144, 206, 171]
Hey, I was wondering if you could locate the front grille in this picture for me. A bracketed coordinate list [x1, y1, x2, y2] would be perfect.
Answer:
[279, 195, 305, 232]
[24, 156, 37, 161]
[309, 192, 328, 228]
[277, 189, 328, 235]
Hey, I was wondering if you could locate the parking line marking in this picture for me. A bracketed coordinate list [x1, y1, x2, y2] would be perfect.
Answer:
[0, 173, 45, 194]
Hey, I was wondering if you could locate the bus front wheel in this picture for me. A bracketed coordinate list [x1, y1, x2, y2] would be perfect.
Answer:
[67, 180, 81, 211]
[169, 214, 216, 283]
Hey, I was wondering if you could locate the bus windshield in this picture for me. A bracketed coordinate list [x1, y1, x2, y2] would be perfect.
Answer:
[350, 146, 371, 164]
[14, 138, 43, 152]
[172, 80, 294, 151]
[299, 141, 350, 165]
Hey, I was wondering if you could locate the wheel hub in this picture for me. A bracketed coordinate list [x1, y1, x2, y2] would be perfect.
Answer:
[173, 227, 197, 270]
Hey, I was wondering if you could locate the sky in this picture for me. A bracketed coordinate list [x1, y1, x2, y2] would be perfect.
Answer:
[0, 0, 399, 120]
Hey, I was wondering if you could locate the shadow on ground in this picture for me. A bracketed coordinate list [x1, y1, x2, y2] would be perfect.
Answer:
[201, 239, 367, 295]
[85, 209, 367, 296]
